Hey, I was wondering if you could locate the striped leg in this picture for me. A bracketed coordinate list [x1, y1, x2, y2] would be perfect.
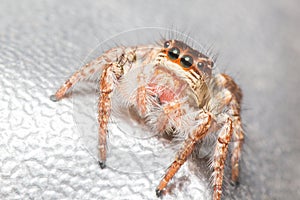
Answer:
[98, 64, 116, 168]
[136, 72, 148, 116]
[156, 111, 212, 196]
[98, 46, 162, 167]
[50, 47, 126, 102]
[230, 116, 244, 183]
[212, 117, 233, 200]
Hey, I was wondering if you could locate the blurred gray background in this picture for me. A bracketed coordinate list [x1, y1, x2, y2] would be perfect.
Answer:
[1, 0, 299, 199]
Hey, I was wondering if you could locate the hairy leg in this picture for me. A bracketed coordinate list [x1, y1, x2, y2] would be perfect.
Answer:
[230, 116, 244, 183]
[209, 73, 244, 186]
[50, 47, 127, 101]
[50, 44, 162, 169]
[212, 117, 233, 200]
[156, 110, 212, 196]
[97, 46, 159, 167]
[136, 72, 148, 116]
[157, 101, 184, 133]
[98, 64, 117, 168]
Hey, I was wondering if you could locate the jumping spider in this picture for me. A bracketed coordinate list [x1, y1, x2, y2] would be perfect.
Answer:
[50, 39, 244, 200]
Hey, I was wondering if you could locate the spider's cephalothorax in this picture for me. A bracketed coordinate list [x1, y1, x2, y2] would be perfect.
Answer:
[50, 39, 244, 200]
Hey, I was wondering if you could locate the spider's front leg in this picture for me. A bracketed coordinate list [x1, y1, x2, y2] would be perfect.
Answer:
[50, 46, 138, 167]
[50, 44, 162, 168]
[98, 64, 117, 168]
[156, 110, 212, 197]
[212, 116, 233, 200]
[97, 49, 139, 168]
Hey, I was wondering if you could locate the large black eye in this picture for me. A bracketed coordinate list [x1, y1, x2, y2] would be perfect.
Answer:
[180, 55, 193, 68]
[164, 41, 170, 48]
[168, 47, 180, 60]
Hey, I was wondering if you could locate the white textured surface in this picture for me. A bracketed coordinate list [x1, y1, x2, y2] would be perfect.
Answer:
[1, 0, 300, 200]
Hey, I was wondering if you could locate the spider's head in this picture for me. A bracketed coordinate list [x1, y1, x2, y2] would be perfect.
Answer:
[161, 40, 213, 78]
[157, 40, 213, 107]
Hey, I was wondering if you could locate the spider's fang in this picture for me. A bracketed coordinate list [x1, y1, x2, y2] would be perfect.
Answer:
[98, 161, 106, 169]
[50, 95, 59, 102]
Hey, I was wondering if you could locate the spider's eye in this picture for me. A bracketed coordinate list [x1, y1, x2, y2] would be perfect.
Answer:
[197, 62, 204, 69]
[180, 55, 193, 68]
[197, 61, 212, 76]
[168, 47, 180, 60]
[164, 41, 170, 48]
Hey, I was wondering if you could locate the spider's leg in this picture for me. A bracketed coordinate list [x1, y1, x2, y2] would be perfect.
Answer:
[156, 110, 212, 197]
[136, 72, 148, 116]
[50, 47, 126, 101]
[97, 64, 117, 168]
[130, 47, 168, 116]
[217, 74, 244, 184]
[97, 46, 159, 167]
[209, 73, 244, 186]
[230, 115, 244, 184]
[157, 101, 184, 133]
[212, 117, 233, 200]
